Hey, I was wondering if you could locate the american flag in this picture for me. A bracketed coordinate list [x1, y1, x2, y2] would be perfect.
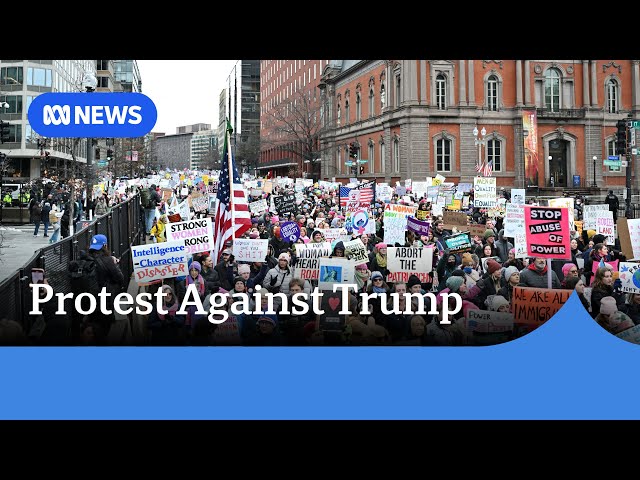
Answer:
[483, 159, 493, 177]
[339, 181, 375, 207]
[475, 161, 484, 174]
[212, 120, 251, 262]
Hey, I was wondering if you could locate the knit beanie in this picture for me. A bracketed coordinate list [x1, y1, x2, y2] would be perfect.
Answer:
[446, 276, 464, 293]
[562, 263, 577, 278]
[504, 266, 519, 282]
[484, 229, 496, 240]
[407, 274, 422, 290]
[486, 259, 502, 275]
[461, 252, 474, 266]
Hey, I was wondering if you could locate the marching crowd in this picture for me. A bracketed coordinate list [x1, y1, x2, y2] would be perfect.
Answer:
[2, 172, 637, 346]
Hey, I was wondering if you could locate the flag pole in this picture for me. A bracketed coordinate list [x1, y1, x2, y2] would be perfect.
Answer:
[227, 124, 235, 245]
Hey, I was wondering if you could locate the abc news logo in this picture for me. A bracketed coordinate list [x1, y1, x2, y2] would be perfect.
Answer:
[43, 105, 142, 126]
[28, 92, 157, 138]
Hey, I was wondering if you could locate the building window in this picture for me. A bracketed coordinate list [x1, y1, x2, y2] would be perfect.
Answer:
[607, 138, 621, 172]
[356, 93, 361, 121]
[380, 140, 386, 174]
[395, 75, 401, 107]
[368, 141, 374, 173]
[369, 88, 374, 118]
[97, 76, 109, 88]
[436, 138, 451, 172]
[436, 74, 447, 110]
[544, 68, 561, 112]
[487, 75, 498, 111]
[4, 123, 21, 143]
[27, 67, 52, 87]
[380, 83, 386, 109]
[4, 95, 23, 114]
[96, 60, 109, 71]
[1, 66, 23, 85]
[393, 137, 400, 172]
[337, 104, 341, 126]
[607, 79, 619, 114]
[345, 100, 350, 124]
[487, 138, 502, 172]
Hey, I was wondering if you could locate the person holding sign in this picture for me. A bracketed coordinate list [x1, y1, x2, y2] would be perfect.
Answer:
[518, 258, 561, 289]
[590, 267, 625, 318]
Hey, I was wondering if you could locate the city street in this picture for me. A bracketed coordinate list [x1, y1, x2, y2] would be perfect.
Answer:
[0, 224, 51, 283]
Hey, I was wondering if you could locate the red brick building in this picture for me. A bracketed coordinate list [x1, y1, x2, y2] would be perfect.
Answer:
[259, 60, 329, 178]
[315, 60, 640, 195]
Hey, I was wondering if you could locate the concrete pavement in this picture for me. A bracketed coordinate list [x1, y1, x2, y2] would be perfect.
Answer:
[0, 223, 53, 283]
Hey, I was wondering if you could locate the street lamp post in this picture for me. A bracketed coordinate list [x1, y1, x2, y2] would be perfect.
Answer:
[591, 155, 598, 188]
[473, 126, 487, 174]
[0, 100, 9, 223]
[548, 155, 553, 187]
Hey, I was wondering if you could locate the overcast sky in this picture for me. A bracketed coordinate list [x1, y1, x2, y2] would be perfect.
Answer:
[137, 60, 239, 135]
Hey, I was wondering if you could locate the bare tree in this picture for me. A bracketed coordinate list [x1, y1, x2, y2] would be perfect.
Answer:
[235, 135, 261, 172]
[261, 88, 327, 178]
[199, 143, 221, 170]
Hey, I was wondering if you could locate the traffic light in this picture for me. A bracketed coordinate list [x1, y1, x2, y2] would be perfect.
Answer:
[349, 142, 358, 159]
[95, 148, 101, 160]
[107, 149, 114, 161]
[616, 119, 627, 154]
[0, 121, 10, 144]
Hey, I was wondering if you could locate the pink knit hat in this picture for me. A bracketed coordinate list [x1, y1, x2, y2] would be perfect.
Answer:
[562, 263, 577, 278]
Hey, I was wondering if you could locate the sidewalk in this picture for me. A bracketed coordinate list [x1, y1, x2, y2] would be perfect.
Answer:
[0, 224, 53, 283]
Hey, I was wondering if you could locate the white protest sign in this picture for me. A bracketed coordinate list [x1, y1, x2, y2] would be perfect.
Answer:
[626, 219, 640, 260]
[178, 199, 191, 221]
[322, 228, 350, 244]
[618, 262, 640, 293]
[233, 239, 268, 263]
[473, 177, 497, 208]
[166, 217, 214, 255]
[295, 242, 332, 281]
[583, 205, 609, 230]
[514, 232, 528, 258]
[504, 204, 525, 238]
[318, 258, 355, 290]
[596, 211, 615, 245]
[511, 189, 526, 206]
[383, 204, 417, 245]
[343, 239, 368, 266]
[191, 195, 209, 213]
[386, 246, 433, 283]
[131, 241, 189, 284]
[249, 199, 268, 215]
[548, 197, 575, 232]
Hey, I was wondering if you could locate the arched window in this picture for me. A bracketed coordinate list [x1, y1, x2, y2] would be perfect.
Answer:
[356, 93, 361, 121]
[436, 138, 451, 171]
[380, 83, 386, 109]
[395, 75, 401, 107]
[369, 88, 375, 118]
[345, 99, 350, 124]
[487, 138, 502, 172]
[368, 141, 374, 173]
[544, 68, 561, 112]
[380, 139, 386, 174]
[607, 137, 621, 172]
[436, 73, 447, 110]
[487, 75, 498, 111]
[393, 137, 400, 172]
[607, 78, 619, 114]
[337, 103, 341, 126]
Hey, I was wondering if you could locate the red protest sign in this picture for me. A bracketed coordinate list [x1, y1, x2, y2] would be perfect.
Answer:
[524, 206, 571, 260]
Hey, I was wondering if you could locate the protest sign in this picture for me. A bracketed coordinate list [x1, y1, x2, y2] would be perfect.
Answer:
[319, 291, 347, 332]
[249, 199, 268, 215]
[548, 197, 575, 232]
[383, 204, 417, 245]
[524, 206, 571, 259]
[347, 209, 375, 236]
[444, 232, 472, 254]
[213, 315, 241, 345]
[208, 194, 216, 212]
[387, 246, 433, 283]
[407, 216, 430, 236]
[511, 189, 526, 206]
[514, 232, 528, 258]
[443, 210, 468, 229]
[273, 193, 297, 216]
[512, 286, 571, 326]
[295, 242, 332, 280]
[583, 204, 609, 230]
[596, 211, 615, 245]
[504, 204, 525, 237]
[131, 241, 189, 284]
[618, 262, 640, 293]
[166, 217, 214, 255]
[464, 309, 514, 334]
[191, 195, 209, 213]
[617, 218, 640, 260]
[589, 259, 619, 286]
[343, 239, 368, 266]
[322, 228, 350, 244]
[473, 177, 497, 208]
[233, 239, 268, 263]
[280, 221, 301, 243]
[318, 258, 355, 290]
[458, 183, 472, 193]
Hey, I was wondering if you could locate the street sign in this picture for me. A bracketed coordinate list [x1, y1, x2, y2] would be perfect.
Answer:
[608, 155, 620, 160]
[632, 120, 640, 129]
[604, 159, 622, 167]
[97, 161, 107, 167]
[631, 128, 637, 147]
[622, 161, 629, 167]
[633, 148, 638, 155]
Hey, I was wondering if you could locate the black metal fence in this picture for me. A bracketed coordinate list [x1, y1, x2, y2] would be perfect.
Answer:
[0, 194, 144, 333]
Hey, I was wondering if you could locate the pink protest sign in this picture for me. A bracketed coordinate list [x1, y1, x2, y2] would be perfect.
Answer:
[524, 206, 571, 260]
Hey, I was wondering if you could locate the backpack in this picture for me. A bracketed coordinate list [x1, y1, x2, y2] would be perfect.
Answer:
[141, 188, 152, 209]
[68, 256, 102, 298]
